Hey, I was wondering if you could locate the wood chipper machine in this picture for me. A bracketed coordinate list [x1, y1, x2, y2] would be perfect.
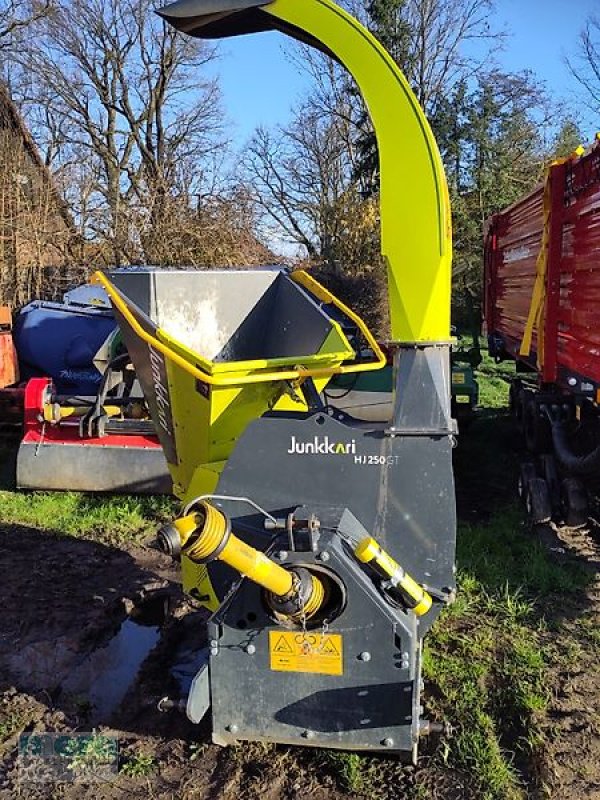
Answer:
[96, 0, 455, 761]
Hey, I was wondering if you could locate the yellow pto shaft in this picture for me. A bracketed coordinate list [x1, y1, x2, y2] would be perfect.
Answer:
[160, 501, 325, 622]
[173, 503, 293, 597]
[43, 403, 122, 423]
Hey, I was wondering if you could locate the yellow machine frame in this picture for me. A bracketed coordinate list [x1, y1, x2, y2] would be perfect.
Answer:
[95, 270, 386, 388]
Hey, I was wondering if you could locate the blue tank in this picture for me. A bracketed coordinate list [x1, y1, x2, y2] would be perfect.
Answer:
[14, 286, 117, 395]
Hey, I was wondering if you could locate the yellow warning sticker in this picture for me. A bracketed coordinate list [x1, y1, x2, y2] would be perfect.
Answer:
[453, 372, 465, 384]
[269, 631, 343, 675]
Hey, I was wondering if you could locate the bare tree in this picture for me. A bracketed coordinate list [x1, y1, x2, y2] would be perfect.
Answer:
[337, 0, 503, 113]
[0, 122, 79, 306]
[244, 88, 378, 275]
[14, 0, 225, 263]
[567, 16, 600, 113]
[243, 0, 502, 265]
[0, 0, 53, 50]
[137, 187, 275, 269]
[391, 0, 501, 112]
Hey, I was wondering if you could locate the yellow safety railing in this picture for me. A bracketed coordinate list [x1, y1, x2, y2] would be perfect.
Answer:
[94, 270, 386, 388]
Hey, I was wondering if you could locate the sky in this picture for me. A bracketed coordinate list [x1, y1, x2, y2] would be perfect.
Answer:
[211, 0, 599, 149]
[496, 0, 598, 133]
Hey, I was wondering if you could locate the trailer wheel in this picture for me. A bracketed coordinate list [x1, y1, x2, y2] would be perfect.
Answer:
[561, 478, 588, 529]
[539, 454, 561, 514]
[509, 379, 523, 417]
[518, 462, 537, 504]
[525, 478, 552, 525]
[523, 392, 551, 454]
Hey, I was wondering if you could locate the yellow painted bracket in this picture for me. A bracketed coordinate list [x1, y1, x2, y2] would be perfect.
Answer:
[519, 174, 551, 364]
[157, 0, 452, 343]
[94, 270, 386, 386]
[520, 147, 584, 364]
[291, 269, 385, 364]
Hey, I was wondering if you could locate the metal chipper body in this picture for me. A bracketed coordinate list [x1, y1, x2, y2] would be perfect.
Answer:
[100, 0, 457, 762]
[99, 267, 378, 499]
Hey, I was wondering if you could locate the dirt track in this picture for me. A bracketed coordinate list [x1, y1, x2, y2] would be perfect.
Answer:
[535, 521, 600, 798]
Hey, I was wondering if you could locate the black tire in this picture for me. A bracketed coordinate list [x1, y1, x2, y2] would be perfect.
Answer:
[561, 478, 588, 529]
[516, 386, 531, 435]
[539, 454, 561, 514]
[526, 478, 552, 525]
[523, 392, 551, 454]
[518, 462, 538, 504]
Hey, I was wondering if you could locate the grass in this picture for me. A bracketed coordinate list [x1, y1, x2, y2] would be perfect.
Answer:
[317, 503, 591, 799]
[476, 353, 516, 410]
[320, 751, 366, 793]
[64, 731, 119, 778]
[415, 356, 593, 800]
[0, 712, 26, 744]
[120, 750, 157, 777]
[0, 489, 175, 545]
[573, 613, 600, 652]
[457, 510, 589, 598]
[422, 507, 588, 800]
[0, 444, 175, 545]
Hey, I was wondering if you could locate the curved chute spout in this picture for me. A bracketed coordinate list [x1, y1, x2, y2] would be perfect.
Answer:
[157, 0, 452, 343]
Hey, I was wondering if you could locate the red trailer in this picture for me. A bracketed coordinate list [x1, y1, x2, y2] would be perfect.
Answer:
[484, 138, 600, 526]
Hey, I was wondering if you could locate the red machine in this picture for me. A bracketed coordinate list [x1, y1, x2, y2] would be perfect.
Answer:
[16, 377, 171, 493]
[0, 306, 17, 386]
[0, 282, 173, 494]
[486, 140, 600, 394]
[485, 138, 600, 526]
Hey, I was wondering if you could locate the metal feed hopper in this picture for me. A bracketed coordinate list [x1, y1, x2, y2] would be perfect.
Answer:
[97, 267, 383, 499]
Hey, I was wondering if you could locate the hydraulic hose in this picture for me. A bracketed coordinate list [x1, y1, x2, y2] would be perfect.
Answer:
[551, 421, 600, 476]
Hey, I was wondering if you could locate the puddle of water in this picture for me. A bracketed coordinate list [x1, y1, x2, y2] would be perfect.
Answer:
[62, 619, 160, 722]
[60, 594, 172, 723]
[62, 619, 160, 723]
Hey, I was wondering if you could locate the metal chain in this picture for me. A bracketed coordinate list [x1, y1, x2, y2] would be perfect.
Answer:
[313, 618, 329, 655]
[300, 613, 309, 643]
[292, 573, 332, 655]
[290, 572, 313, 652]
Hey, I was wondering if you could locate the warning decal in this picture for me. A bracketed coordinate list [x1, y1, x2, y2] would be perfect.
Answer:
[269, 631, 343, 675]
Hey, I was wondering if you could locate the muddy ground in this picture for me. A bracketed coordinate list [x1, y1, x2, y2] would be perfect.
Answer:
[0, 518, 476, 799]
[0, 406, 599, 799]
[534, 521, 600, 798]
